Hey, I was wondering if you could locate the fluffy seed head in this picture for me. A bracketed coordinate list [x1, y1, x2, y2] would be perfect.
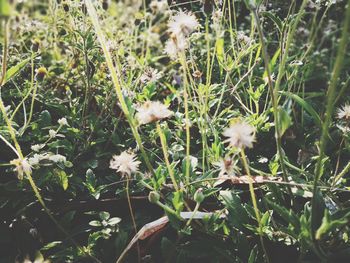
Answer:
[223, 120, 256, 149]
[337, 103, 350, 120]
[168, 11, 199, 36]
[136, 101, 173, 125]
[110, 151, 141, 177]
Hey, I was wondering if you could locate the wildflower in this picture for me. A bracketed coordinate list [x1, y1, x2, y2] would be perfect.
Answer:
[136, 101, 173, 125]
[168, 11, 199, 37]
[28, 154, 44, 166]
[49, 129, 57, 138]
[223, 120, 256, 149]
[140, 67, 162, 84]
[10, 158, 32, 179]
[164, 34, 188, 59]
[58, 117, 68, 126]
[48, 154, 66, 163]
[337, 103, 350, 120]
[110, 151, 141, 177]
[31, 144, 45, 152]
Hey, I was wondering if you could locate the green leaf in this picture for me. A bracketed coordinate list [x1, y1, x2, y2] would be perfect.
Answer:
[99, 211, 110, 220]
[248, 245, 258, 263]
[277, 106, 292, 136]
[172, 190, 184, 212]
[108, 217, 122, 226]
[220, 191, 250, 231]
[54, 169, 68, 190]
[316, 210, 350, 240]
[4, 57, 31, 84]
[0, 0, 11, 18]
[261, 12, 283, 32]
[216, 38, 224, 64]
[280, 91, 322, 128]
[266, 198, 300, 230]
[89, 220, 102, 227]
[311, 189, 326, 236]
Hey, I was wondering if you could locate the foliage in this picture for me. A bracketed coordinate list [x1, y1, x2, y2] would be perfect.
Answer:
[1, 0, 350, 262]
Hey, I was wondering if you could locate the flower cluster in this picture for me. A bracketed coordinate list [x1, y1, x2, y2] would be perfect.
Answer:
[165, 11, 199, 59]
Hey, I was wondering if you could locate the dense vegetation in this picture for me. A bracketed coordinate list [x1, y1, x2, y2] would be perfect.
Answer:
[1, 0, 350, 262]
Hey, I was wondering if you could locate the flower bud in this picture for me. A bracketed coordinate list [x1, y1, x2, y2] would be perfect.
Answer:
[194, 188, 204, 203]
[148, 191, 160, 204]
[36, 67, 48, 81]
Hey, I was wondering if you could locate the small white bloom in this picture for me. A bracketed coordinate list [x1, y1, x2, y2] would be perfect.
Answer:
[337, 103, 350, 120]
[49, 129, 57, 138]
[110, 151, 141, 176]
[58, 117, 68, 126]
[31, 144, 45, 152]
[140, 67, 162, 84]
[168, 11, 199, 36]
[223, 120, 256, 149]
[164, 34, 188, 59]
[136, 101, 173, 125]
[48, 154, 67, 163]
[10, 158, 32, 179]
[28, 154, 44, 166]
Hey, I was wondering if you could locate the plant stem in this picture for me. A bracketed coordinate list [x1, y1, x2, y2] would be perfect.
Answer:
[240, 149, 270, 263]
[156, 122, 179, 191]
[179, 53, 191, 186]
[251, 7, 293, 200]
[312, 0, 350, 226]
[85, 0, 153, 174]
[125, 177, 140, 262]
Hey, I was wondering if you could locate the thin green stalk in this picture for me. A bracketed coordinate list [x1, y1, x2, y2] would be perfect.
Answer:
[251, 7, 293, 200]
[179, 53, 191, 186]
[333, 160, 350, 187]
[85, 0, 153, 173]
[0, 20, 9, 86]
[312, 0, 350, 211]
[125, 177, 140, 262]
[240, 149, 270, 263]
[156, 122, 179, 191]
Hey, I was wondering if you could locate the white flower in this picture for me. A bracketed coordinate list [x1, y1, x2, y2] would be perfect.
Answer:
[337, 103, 350, 120]
[223, 120, 256, 149]
[49, 129, 57, 138]
[164, 34, 188, 59]
[48, 154, 66, 163]
[168, 11, 199, 36]
[28, 154, 44, 166]
[10, 158, 32, 179]
[31, 144, 45, 152]
[140, 67, 162, 84]
[110, 151, 141, 176]
[58, 117, 68, 126]
[150, 0, 168, 13]
[136, 101, 173, 125]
